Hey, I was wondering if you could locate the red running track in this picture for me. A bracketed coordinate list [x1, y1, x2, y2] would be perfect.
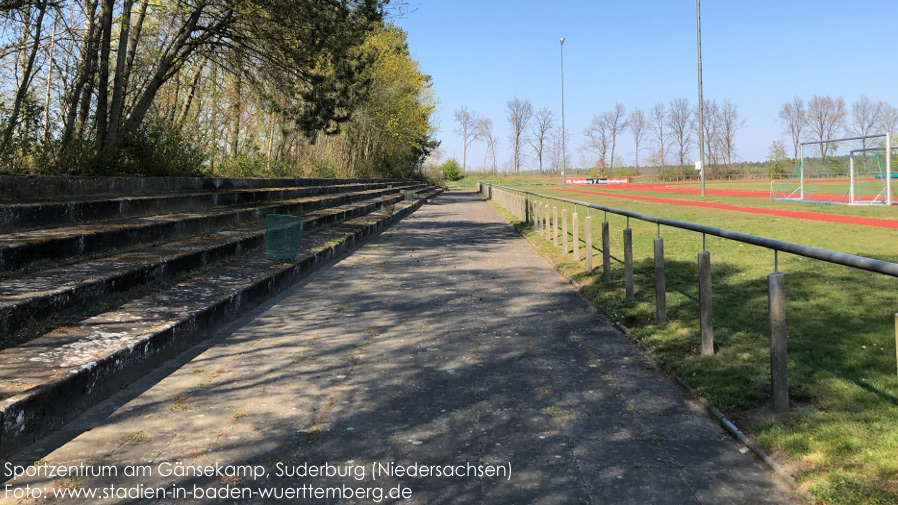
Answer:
[552, 187, 898, 230]
[591, 182, 875, 203]
[602, 183, 770, 198]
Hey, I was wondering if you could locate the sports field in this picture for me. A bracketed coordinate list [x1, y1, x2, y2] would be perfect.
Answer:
[554, 186, 898, 230]
[558, 178, 896, 207]
[487, 179, 898, 505]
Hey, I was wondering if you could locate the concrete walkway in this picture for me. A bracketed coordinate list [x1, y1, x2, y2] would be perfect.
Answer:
[2, 191, 798, 504]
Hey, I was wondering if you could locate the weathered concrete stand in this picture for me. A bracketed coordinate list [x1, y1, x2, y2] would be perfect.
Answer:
[0, 175, 440, 456]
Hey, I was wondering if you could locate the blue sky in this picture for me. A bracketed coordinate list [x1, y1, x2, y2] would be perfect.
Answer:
[393, 0, 898, 170]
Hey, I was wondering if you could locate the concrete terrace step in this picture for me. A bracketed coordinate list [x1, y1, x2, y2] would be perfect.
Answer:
[0, 182, 400, 232]
[0, 188, 442, 456]
[0, 183, 425, 272]
[0, 175, 406, 202]
[0, 190, 423, 342]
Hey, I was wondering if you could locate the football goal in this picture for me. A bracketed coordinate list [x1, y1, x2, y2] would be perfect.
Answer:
[771, 133, 895, 205]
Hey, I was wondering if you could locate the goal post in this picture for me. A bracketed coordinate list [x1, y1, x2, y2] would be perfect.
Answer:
[886, 132, 892, 205]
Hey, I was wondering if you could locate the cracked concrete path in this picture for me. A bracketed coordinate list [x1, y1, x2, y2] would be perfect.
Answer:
[2, 191, 799, 504]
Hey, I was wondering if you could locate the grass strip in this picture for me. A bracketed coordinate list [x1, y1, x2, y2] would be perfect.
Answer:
[487, 188, 898, 505]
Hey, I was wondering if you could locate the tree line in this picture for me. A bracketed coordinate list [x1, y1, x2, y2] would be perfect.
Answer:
[455, 96, 747, 177]
[0, 0, 436, 178]
[456, 94, 898, 179]
[777, 94, 898, 162]
[454, 98, 564, 176]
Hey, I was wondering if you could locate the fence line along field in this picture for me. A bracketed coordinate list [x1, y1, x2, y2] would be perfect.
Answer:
[483, 178, 898, 505]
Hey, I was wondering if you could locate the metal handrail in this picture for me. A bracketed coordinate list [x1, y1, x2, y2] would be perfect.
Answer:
[487, 184, 898, 278]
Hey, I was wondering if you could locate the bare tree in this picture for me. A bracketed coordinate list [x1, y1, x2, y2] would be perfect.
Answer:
[94, 0, 114, 148]
[718, 99, 746, 170]
[477, 117, 499, 173]
[849, 95, 884, 149]
[118, 6, 237, 146]
[527, 107, 555, 174]
[547, 129, 562, 173]
[604, 103, 627, 173]
[667, 97, 694, 168]
[1, 0, 49, 153]
[778, 96, 806, 162]
[103, 0, 136, 151]
[806, 95, 847, 160]
[42, 12, 58, 144]
[453, 106, 480, 172]
[547, 127, 571, 174]
[628, 107, 646, 169]
[505, 96, 533, 173]
[880, 103, 898, 134]
[649, 102, 667, 174]
[582, 114, 610, 175]
[61, 0, 101, 151]
[699, 99, 721, 170]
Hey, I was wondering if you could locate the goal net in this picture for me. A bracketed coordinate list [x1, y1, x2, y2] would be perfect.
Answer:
[771, 133, 896, 205]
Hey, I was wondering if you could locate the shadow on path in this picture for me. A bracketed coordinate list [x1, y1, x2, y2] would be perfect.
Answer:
[3, 192, 800, 505]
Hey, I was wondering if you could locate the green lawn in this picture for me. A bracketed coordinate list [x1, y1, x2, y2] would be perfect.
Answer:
[679, 180, 850, 193]
[488, 184, 898, 505]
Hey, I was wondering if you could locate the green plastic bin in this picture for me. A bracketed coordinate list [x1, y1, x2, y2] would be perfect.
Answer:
[266, 214, 304, 260]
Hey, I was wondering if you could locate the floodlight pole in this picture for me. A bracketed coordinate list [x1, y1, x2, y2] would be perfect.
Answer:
[560, 37, 566, 184]
[696, 0, 706, 197]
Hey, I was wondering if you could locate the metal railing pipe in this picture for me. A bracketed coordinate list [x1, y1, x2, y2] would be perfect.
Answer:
[488, 184, 898, 278]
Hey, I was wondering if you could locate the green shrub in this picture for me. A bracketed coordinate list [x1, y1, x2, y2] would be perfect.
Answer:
[441, 158, 462, 181]
[114, 119, 207, 176]
[311, 157, 336, 178]
[216, 154, 267, 178]
[766, 140, 789, 179]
